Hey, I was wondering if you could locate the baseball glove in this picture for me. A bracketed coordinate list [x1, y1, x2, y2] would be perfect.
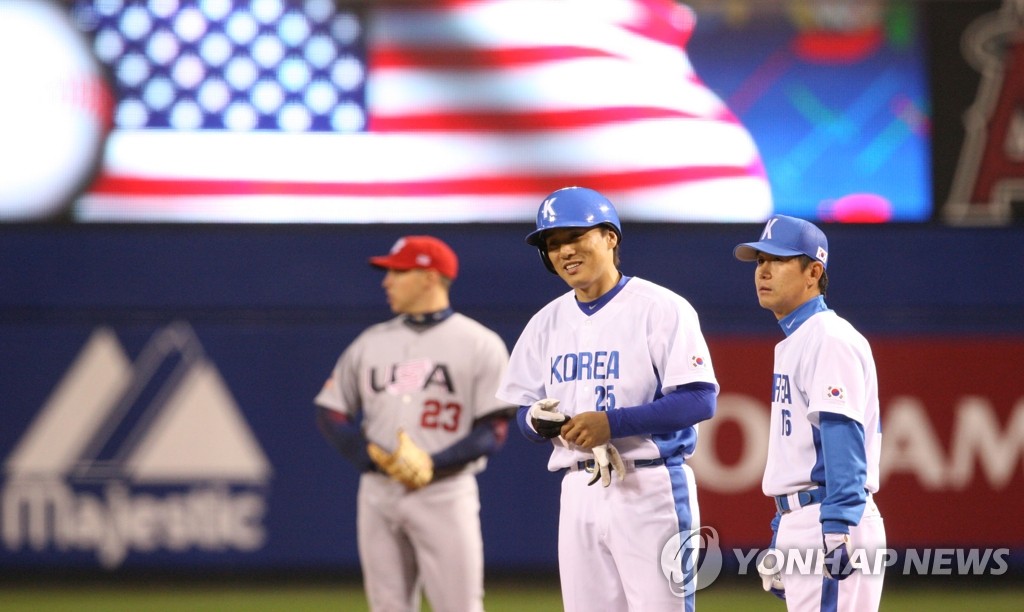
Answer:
[588, 442, 626, 487]
[367, 430, 434, 490]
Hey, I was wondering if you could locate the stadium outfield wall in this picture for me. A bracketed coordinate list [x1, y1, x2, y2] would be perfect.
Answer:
[1, 223, 1021, 576]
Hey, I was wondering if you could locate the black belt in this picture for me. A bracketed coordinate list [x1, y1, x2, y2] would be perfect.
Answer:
[569, 453, 684, 473]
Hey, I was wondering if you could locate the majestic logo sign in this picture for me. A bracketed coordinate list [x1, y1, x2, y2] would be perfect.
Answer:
[2, 323, 272, 568]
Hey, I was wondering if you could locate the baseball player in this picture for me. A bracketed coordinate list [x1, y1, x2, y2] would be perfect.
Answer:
[733, 216, 886, 611]
[314, 235, 514, 612]
[496, 187, 719, 612]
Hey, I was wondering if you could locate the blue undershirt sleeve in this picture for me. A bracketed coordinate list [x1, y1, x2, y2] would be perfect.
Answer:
[605, 382, 717, 438]
[770, 513, 781, 548]
[431, 412, 511, 470]
[315, 405, 374, 472]
[819, 412, 869, 534]
[516, 404, 549, 443]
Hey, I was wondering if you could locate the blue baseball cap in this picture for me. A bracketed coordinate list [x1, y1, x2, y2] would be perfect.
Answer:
[733, 215, 829, 269]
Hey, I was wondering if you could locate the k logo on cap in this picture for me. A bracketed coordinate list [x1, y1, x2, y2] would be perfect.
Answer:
[733, 215, 829, 269]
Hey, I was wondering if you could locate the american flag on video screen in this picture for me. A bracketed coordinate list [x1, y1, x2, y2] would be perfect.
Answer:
[72, 0, 771, 223]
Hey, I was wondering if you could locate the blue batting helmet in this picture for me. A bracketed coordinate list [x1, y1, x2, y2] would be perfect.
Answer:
[525, 186, 622, 246]
[525, 186, 622, 273]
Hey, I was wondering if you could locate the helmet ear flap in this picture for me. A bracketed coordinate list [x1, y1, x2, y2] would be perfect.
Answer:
[537, 247, 557, 274]
[532, 230, 558, 274]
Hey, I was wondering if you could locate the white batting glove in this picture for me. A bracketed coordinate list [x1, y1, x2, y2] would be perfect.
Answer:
[756, 549, 786, 601]
[528, 398, 569, 439]
[588, 442, 626, 487]
[823, 532, 854, 580]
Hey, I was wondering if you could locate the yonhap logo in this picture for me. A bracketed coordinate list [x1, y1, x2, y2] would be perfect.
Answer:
[660, 526, 724, 597]
[2, 323, 272, 568]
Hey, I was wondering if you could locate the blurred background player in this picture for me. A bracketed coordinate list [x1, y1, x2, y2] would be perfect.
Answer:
[315, 235, 514, 612]
[496, 186, 720, 612]
[733, 216, 886, 611]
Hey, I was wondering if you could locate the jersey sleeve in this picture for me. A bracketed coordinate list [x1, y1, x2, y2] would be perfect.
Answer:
[649, 293, 718, 394]
[313, 335, 364, 417]
[471, 329, 514, 419]
[805, 332, 868, 426]
[495, 312, 548, 406]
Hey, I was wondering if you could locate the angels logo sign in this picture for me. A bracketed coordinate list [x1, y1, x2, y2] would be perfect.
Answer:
[1, 323, 272, 568]
[945, 0, 1024, 224]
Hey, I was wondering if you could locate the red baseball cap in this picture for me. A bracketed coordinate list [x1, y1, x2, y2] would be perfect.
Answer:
[369, 235, 459, 280]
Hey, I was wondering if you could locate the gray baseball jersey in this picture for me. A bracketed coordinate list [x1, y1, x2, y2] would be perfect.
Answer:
[315, 312, 510, 475]
[316, 311, 510, 612]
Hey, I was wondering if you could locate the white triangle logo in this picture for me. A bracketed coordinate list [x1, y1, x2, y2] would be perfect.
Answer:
[5, 328, 131, 477]
[5, 323, 271, 484]
[125, 360, 271, 483]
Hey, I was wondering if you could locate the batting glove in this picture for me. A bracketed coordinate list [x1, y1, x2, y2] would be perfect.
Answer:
[528, 398, 570, 439]
[587, 442, 626, 487]
[756, 549, 786, 601]
[823, 533, 854, 580]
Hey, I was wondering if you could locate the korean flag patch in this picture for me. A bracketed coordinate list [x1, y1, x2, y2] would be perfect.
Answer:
[825, 385, 846, 401]
[690, 355, 707, 369]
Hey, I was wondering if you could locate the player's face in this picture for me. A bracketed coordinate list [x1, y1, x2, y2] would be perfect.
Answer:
[381, 268, 432, 314]
[754, 253, 821, 319]
[544, 226, 620, 300]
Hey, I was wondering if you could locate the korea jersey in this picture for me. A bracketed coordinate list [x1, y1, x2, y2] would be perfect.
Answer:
[497, 277, 718, 471]
[315, 313, 510, 475]
[762, 298, 882, 497]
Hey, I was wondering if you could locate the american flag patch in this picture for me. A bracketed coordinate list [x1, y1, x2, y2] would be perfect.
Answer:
[387, 358, 434, 395]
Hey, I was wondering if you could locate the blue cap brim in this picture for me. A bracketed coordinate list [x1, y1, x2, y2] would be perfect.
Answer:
[733, 241, 805, 262]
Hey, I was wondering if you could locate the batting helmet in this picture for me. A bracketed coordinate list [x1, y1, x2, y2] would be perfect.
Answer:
[525, 187, 622, 273]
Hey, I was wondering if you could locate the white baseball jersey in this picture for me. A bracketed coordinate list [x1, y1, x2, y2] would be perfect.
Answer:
[498, 276, 717, 612]
[761, 299, 887, 612]
[497, 277, 718, 469]
[763, 307, 882, 497]
[315, 313, 510, 476]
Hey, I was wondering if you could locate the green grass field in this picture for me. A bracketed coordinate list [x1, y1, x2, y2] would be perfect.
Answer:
[1, 579, 1022, 611]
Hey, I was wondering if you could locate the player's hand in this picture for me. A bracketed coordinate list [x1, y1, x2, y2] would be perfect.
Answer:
[756, 549, 786, 600]
[822, 533, 854, 580]
[528, 398, 570, 439]
[587, 442, 626, 487]
[560, 411, 611, 449]
[367, 429, 434, 490]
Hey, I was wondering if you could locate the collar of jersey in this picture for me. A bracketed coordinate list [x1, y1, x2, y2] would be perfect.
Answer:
[779, 295, 829, 337]
[576, 275, 631, 316]
[403, 307, 454, 329]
